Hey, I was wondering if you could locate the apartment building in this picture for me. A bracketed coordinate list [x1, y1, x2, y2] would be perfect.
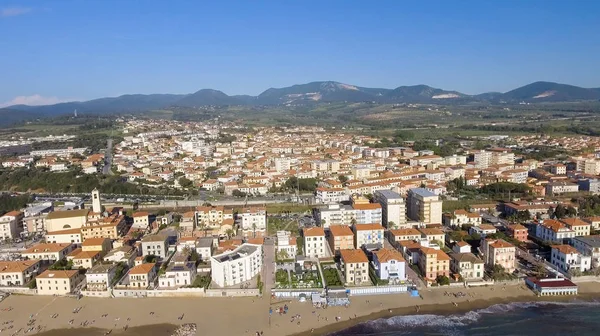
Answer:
[21, 243, 75, 262]
[303, 227, 327, 258]
[353, 223, 385, 249]
[443, 209, 481, 228]
[196, 206, 235, 236]
[545, 182, 579, 196]
[508, 224, 529, 242]
[372, 248, 406, 282]
[159, 261, 197, 288]
[85, 263, 117, 291]
[407, 188, 443, 224]
[536, 219, 576, 243]
[449, 253, 484, 280]
[315, 188, 348, 204]
[0, 211, 24, 240]
[418, 247, 450, 281]
[571, 235, 600, 267]
[389, 228, 422, 244]
[81, 214, 127, 240]
[481, 239, 516, 273]
[551, 244, 592, 273]
[132, 212, 150, 230]
[340, 249, 370, 286]
[45, 228, 82, 245]
[210, 243, 262, 287]
[237, 207, 267, 238]
[352, 202, 382, 225]
[141, 234, 169, 259]
[127, 263, 157, 289]
[374, 190, 406, 229]
[560, 218, 591, 237]
[0, 260, 41, 286]
[418, 228, 446, 246]
[275, 231, 297, 259]
[328, 225, 354, 254]
[36, 270, 83, 295]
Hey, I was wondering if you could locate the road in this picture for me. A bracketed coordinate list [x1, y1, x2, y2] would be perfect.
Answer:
[102, 138, 113, 175]
[262, 238, 276, 295]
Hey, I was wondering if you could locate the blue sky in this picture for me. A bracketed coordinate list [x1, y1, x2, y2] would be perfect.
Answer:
[1, 0, 599, 106]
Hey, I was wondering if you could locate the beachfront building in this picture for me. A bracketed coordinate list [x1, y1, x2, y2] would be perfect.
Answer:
[44, 209, 89, 232]
[85, 263, 117, 292]
[275, 231, 297, 260]
[45, 228, 83, 245]
[237, 207, 267, 238]
[36, 270, 83, 295]
[176, 237, 214, 261]
[525, 277, 578, 296]
[66, 248, 102, 269]
[127, 263, 157, 289]
[406, 188, 443, 224]
[571, 235, 600, 267]
[303, 227, 327, 259]
[443, 210, 481, 228]
[340, 249, 370, 286]
[103, 245, 138, 266]
[210, 243, 262, 287]
[374, 190, 406, 229]
[550, 245, 592, 273]
[0, 211, 24, 239]
[141, 234, 169, 259]
[535, 220, 576, 243]
[418, 247, 450, 281]
[372, 248, 406, 283]
[21, 243, 75, 263]
[159, 261, 197, 288]
[0, 260, 41, 286]
[131, 212, 150, 230]
[328, 225, 354, 254]
[481, 239, 516, 273]
[449, 252, 485, 280]
[353, 223, 385, 249]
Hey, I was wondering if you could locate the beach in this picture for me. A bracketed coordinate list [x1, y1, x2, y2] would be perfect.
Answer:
[1, 282, 600, 336]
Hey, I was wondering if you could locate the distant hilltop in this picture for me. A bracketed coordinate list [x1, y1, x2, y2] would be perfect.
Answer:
[2, 80, 600, 118]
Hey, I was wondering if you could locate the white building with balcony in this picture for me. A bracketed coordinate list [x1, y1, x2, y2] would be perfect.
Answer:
[210, 243, 262, 287]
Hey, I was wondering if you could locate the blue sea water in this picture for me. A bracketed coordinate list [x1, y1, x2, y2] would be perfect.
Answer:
[331, 301, 600, 336]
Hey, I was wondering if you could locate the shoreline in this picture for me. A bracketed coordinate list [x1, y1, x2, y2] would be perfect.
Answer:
[291, 291, 600, 336]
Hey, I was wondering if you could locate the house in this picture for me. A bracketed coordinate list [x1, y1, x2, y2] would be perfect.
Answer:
[127, 263, 157, 289]
[328, 225, 354, 254]
[551, 244, 592, 273]
[303, 227, 327, 259]
[159, 260, 197, 288]
[418, 228, 446, 246]
[389, 228, 422, 245]
[340, 249, 370, 286]
[275, 231, 297, 259]
[452, 241, 472, 253]
[132, 212, 150, 230]
[82, 237, 112, 256]
[571, 235, 600, 267]
[443, 210, 481, 228]
[372, 248, 406, 283]
[86, 263, 117, 292]
[237, 207, 267, 238]
[103, 245, 138, 266]
[0, 260, 41, 286]
[0, 211, 24, 239]
[583, 217, 600, 230]
[508, 224, 528, 242]
[353, 223, 385, 249]
[560, 218, 591, 237]
[36, 270, 83, 295]
[210, 243, 262, 287]
[449, 252, 485, 280]
[469, 224, 497, 237]
[21, 243, 75, 263]
[418, 247, 450, 281]
[45, 228, 82, 245]
[481, 239, 516, 273]
[536, 219, 576, 243]
[141, 234, 169, 259]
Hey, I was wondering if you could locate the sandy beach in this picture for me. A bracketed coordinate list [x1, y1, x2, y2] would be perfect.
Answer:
[1, 282, 600, 336]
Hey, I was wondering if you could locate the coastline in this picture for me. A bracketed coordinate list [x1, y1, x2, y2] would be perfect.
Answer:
[1, 282, 600, 336]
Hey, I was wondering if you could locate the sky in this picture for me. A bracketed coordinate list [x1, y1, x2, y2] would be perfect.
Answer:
[1, 0, 600, 106]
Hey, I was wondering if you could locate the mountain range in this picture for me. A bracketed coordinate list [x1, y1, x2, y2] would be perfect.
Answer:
[2, 81, 600, 121]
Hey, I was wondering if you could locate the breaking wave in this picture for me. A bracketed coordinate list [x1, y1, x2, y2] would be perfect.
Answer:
[329, 300, 600, 335]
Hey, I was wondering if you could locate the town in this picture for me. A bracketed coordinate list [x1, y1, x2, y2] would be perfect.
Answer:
[1, 118, 600, 308]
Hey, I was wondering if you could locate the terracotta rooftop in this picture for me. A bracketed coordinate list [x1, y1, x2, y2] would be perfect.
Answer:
[340, 249, 368, 264]
[129, 263, 156, 275]
[329, 225, 354, 236]
[303, 227, 325, 237]
[374, 248, 405, 263]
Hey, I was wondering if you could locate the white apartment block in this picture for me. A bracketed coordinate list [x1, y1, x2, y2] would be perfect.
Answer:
[238, 207, 267, 238]
[276, 231, 297, 258]
[0, 260, 41, 286]
[536, 220, 576, 243]
[443, 210, 482, 228]
[29, 147, 87, 157]
[374, 190, 407, 229]
[551, 245, 592, 273]
[85, 264, 117, 291]
[210, 243, 262, 287]
[316, 188, 348, 204]
[571, 236, 600, 267]
[303, 227, 327, 258]
[141, 235, 169, 259]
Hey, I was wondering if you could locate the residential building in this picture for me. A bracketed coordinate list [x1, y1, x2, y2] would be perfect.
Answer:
[469, 224, 497, 237]
[82, 237, 112, 256]
[353, 223, 384, 249]
[328, 225, 355, 253]
[45, 228, 82, 245]
[132, 212, 150, 230]
[407, 188, 443, 224]
[508, 224, 529, 242]
[0, 260, 41, 286]
[545, 182, 579, 196]
[36, 270, 83, 295]
[315, 188, 348, 204]
[237, 207, 267, 238]
[103, 245, 138, 266]
[551, 244, 592, 273]
[449, 253, 484, 280]
[340, 249, 370, 286]
[275, 231, 297, 259]
[21, 243, 74, 262]
[374, 190, 406, 229]
[452, 241, 472, 253]
[86, 263, 117, 291]
[303, 227, 327, 258]
[127, 263, 157, 289]
[560, 218, 591, 237]
[372, 248, 406, 282]
[578, 179, 600, 195]
[141, 235, 169, 259]
[536, 219, 576, 243]
[571, 235, 600, 267]
[418, 247, 450, 281]
[159, 261, 197, 288]
[443, 210, 481, 228]
[0, 211, 24, 239]
[389, 228, 422, 244]
[418, 228, 446, 246]
[351, 202, 382, 225]
[481, 239, 516, 273]
[196, 206, 234, 237]
[210, 243, 262, 287]
[81, 214, 127, 240]
[583, 217, 600, 230]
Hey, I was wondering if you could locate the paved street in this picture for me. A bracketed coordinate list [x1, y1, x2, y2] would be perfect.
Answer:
[262, 239, 276, 294]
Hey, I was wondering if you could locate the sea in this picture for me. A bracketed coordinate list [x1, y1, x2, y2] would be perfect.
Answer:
[331, 301, 600, 336]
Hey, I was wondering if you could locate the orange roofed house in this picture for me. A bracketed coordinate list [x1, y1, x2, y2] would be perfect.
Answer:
[123, 263, 157, 289]
[418, 247, 450, 281]
[340, 249, 370, 286]
[328, 225, 354, 254]
[508, 224, 529, 242]
[36, 269, 83, 295]
[303, 227, 327, 259]
[482, 239, 516, 273]
[373, 248, 406, 282]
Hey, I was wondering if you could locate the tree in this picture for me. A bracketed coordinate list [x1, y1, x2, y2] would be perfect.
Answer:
[436, 275, 450, 286]
[565, 206, 578, 217]
[232, 190, 247, 198]
[388, 221, 396, 229]
[338, 175, 349, 184]
[554, 204, 567, 219]
[178, 177, 193, 188]
[225, 228, 235, 239]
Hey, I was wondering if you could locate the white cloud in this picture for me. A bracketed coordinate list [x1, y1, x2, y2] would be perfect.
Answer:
[1, 7, 32, 17]
[0, 95, 76, 108]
